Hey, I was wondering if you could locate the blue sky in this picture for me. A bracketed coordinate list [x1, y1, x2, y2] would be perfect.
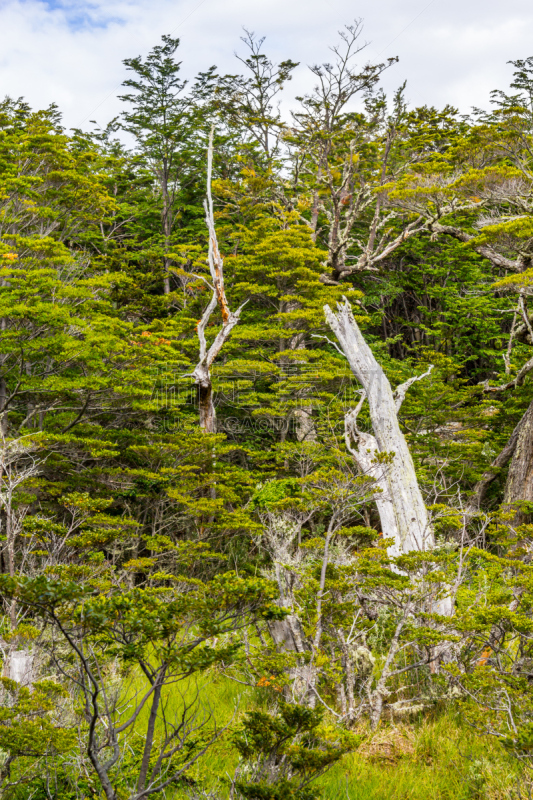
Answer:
[23, 0, 124, 28]
[0, 0, 532, 130]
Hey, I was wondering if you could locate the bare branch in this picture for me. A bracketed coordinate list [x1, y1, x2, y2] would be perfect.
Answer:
[191, 127, 247, 432]
[394, 364, 434, 412]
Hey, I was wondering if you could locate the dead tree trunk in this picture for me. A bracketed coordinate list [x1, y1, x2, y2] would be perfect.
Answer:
[325, 298, 433, 555]
[192, 129, 246, 434]
[466, 412, 525, 514]
[503, 398, 533, 524]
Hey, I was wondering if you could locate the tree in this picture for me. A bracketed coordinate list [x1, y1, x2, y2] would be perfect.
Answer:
[216, 30, 298, 165]
[231, 700, 354, 800]
[287, 23, 428, 283]
[8, 29, 533, 794]
[324, 297, 434, 556]
[0, 675, 74, 794]
[119, 35, 215, 295]
[0, 561, 281, 799]
[191, 129, 246, 433]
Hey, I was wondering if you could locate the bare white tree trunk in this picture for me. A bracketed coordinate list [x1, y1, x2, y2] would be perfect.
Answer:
[325, 298, 434, 555]
[191, 129, 246, 434]
[7, 648, 33, 685]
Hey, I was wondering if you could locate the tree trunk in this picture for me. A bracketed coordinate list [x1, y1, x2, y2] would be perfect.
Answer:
[7, 648, 33, 685]
[196, 371, 216, 434]
[467, 412, 524, 514]
[289, 331, 316, 443]
[325, 298, 433, 555]
[294, 408, 316, 442]
[136, 672, 164, 794]
[343, 421, 405, 558]
[163, 257, 170, 296]
[161, 159, 171, 296]
[504, 398, 533, 523]
[192, 128, 245, 433]
[0, 376, 7, 436]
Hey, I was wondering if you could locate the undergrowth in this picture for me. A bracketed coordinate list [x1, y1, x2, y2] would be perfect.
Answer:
[149, 670, 526, 800]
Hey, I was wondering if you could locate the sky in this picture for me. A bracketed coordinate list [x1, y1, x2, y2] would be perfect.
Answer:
[0, 0, 532, 131]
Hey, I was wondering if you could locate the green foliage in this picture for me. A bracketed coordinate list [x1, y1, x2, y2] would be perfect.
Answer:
[233, 701, 354, 800]
[5, 30, 533, 800]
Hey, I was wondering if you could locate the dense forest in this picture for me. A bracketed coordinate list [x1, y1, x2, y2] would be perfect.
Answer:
[3, 21, 533, 798]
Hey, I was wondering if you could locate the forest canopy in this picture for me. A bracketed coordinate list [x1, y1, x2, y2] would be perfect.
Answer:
[2, 22, 533, 800]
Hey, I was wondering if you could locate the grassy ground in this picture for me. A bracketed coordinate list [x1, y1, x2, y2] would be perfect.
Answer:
[318, 713, 520, 800]
[129, 669, 524, 800]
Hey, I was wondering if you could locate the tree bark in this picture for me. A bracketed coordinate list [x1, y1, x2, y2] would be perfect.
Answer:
[467, 412, 524, 513]
[196, 371, 217, 434]
[503, 398, 533, 524]
[136, 671, 164, 794]
[7, 648, 33, 685]
[430, 222, 522, 272]
[325, 298, 433, 555]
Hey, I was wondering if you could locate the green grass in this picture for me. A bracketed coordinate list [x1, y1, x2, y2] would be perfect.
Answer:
[318, 712, 520, 800]
[123, 668, 525, 800]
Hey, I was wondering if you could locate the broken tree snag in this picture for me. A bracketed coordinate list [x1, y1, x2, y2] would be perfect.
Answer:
[503, 398, 533, 524]
[204, 128, 230, 325]
[192, 128, 246, 433]
[325, 297, 433, 555]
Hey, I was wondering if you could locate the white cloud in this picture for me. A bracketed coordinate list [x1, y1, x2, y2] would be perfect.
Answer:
[0, 0, 532, 130]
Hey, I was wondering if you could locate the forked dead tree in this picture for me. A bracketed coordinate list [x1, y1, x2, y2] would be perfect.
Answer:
[324, 297, 434, 556]
[192, 129, 246, 433]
